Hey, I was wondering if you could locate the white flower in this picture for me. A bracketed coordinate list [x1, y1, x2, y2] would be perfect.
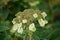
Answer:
[29, 1, 40, 6]
[17, 28, 23, 34]
[10, 23, 22, 33]
[44, 20, 48, 24]
[18, 23, 22, 28]
[41, 12, 47, 18]
[17, 23, 23, 34]
[33, 13, 38, 18]
[29, 23, 36, 32]
[22, 19, 27, 23]
[12, 20, 16, 24]
[38, 18, 46, 27]
[10, 23, 19, 33]
[17, 16, 20, 18]
[38, 18, 48, 27]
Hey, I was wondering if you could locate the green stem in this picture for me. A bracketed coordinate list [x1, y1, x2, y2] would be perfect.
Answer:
[29, 31, 33, 40]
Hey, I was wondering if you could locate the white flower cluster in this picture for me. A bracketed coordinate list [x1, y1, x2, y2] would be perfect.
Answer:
[38, 18, 48, 27]
[10, 23, 23, 34]
[38, 12, 48, 27]
[10, 9, 48, 34]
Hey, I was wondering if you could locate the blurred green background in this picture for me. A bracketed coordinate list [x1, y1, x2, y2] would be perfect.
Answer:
[0, 0, 60, 40]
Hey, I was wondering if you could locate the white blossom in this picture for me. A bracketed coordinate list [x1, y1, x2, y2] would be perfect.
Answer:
[10, 23, 22, 33]
[41, 12, 47, 18]
[29, 1, 40, 6]
[33, 13, 38, 18]
[38, 18, 46, 27]
[17, 16, 20, 18]
[17, 27, 23, 34]
[11, 9, 48, 35]
[17, 23, 23, 34]
[10, 23, 19, 33]
[12, 20, 16, 24]
[29, 23, 36, 32]
[18, 23, 22, 28]
[44, 20, 48, 24]
[22, 19, 27, 23]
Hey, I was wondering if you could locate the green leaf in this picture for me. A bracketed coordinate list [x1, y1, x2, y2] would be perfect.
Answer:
[0, 7, 9, 20]
[0, 32, 6, 40]
[0, 23, 9, 32]
[11, 0, 19, 2]
[4, 35, 12, 40]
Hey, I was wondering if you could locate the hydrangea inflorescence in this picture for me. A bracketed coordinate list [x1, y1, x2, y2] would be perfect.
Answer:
[10, 9, 48, 34]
